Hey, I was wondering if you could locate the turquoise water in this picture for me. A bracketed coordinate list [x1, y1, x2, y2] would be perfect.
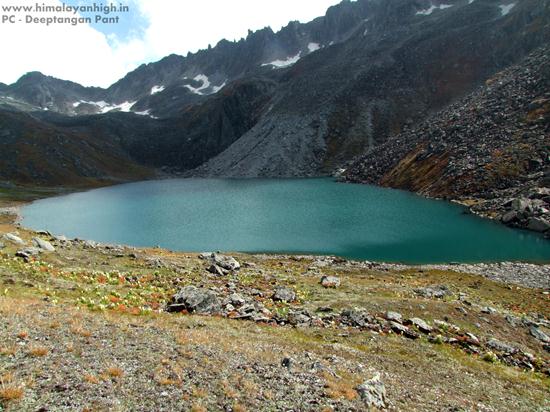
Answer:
[21, 178, 550, 264]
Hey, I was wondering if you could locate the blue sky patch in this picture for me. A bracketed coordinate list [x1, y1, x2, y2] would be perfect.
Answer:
[62, 0, 149, 44]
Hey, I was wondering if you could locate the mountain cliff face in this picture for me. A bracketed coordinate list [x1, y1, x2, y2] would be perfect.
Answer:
[194, 0, 550, 176]
[0, 109, 153, 187]
[1, 0, 549, 186]
[344, 46, 550, 235]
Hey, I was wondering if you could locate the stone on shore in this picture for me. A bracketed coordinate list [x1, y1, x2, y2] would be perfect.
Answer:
[3, 233, 25, 245]
[33, 237, 55, 252]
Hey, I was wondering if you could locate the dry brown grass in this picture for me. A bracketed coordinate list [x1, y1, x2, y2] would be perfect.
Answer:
[191, 386, 207, 399]
[322, 372, 358, 401]
[0, 386, 24, 402]
[83, 374, 100, 385]
[0, 373, 24, 403]
[221, 379, 238, 399]
[104, 366, 124, 379]
[17, 331, 28, 340]
[0, 345, 17, 356]
[27, 346, 49, 357]
[232, 402, 247, 412]
[190, 404, 206, 412]
[70, 321, 92, 337]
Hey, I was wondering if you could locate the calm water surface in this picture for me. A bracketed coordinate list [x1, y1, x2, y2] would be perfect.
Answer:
[21, 178, 550, 264]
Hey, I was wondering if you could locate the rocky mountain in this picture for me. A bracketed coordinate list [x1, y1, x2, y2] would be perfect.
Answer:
[1, 0, 549, 186]
[0, 0, 371, 118]
[195, 0, 550, 177]
[344, 46, 550, 235]
[4, 72, 104, 115]
[0, 77, 275, 186]
[0, 108, 153, 187]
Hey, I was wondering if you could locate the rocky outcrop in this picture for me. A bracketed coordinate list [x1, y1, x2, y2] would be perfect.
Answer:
[345, 46, 550, 235]
[167, 286, 221, 314]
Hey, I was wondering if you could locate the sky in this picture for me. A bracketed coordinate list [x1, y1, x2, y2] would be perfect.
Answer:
[0, 0, 343, 87]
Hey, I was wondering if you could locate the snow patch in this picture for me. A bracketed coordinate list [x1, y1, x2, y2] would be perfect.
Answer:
[416, 4, 453, 15]
[307, 42, 320, 53]
[102, 101, 136, 113]
[73, 100, 109, 109]
[499, 3, 515, 16]
[150, 85, 165, 95]
[184, 74, 211, 95]
[261, 53, 301, 69]
[212, 81, 227, 94]
[135, 110, 151, 116]
[72, 100, 136, 113]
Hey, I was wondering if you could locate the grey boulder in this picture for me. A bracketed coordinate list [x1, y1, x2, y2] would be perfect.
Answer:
[272, 286, 296, 302]
[408, 317, 433, 333]
[487, 338, 517, 354]
[356, 373, 387, 409]
[527, 218, 550, 233]
[320, 275, 341, 288]
[530, 327, 550, 343]
[16, 247, 41, 259]
[3, 233, 25, 245]
[168, 286, 220, 314]
[33, 237, 55, 252]
[385, 311, 403, 323]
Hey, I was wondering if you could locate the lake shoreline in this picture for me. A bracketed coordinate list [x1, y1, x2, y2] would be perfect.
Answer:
[1, 184, 548, 289]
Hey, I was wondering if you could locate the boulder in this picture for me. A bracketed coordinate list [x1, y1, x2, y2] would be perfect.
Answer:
[356, 373, 387, 409]
[168, 286, 220, 314]
[530, 327, 550, 343]
[272, 286, 296, 302]
[340, 309, 374, 328]
[511, 198, 532, 213]
[211, 253, 240, 271]
[408, 317, 433, 333]
[0, 242, 4, 249]
[207, 264, 227, 276]
[16, 247, 41, 259]
[385, 311, 403, 323]
[3, 233, 25, 245]
[481, 306, 497, 315]
[527, 218, 550, 233]
[414, 285, 452, 299]
[390, 321, 419, 339]
[320, 275, 341, 288]
[33, 237, 55, 252]
[501, 211, 519, 224]
[287, 310, 312, 326]
[228, 293, 246, 307]
[487, 338, 517, 354]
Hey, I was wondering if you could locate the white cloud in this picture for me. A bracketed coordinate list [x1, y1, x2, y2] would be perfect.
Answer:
[0, 0, 342, 88]
[0, 0, 134, 87]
